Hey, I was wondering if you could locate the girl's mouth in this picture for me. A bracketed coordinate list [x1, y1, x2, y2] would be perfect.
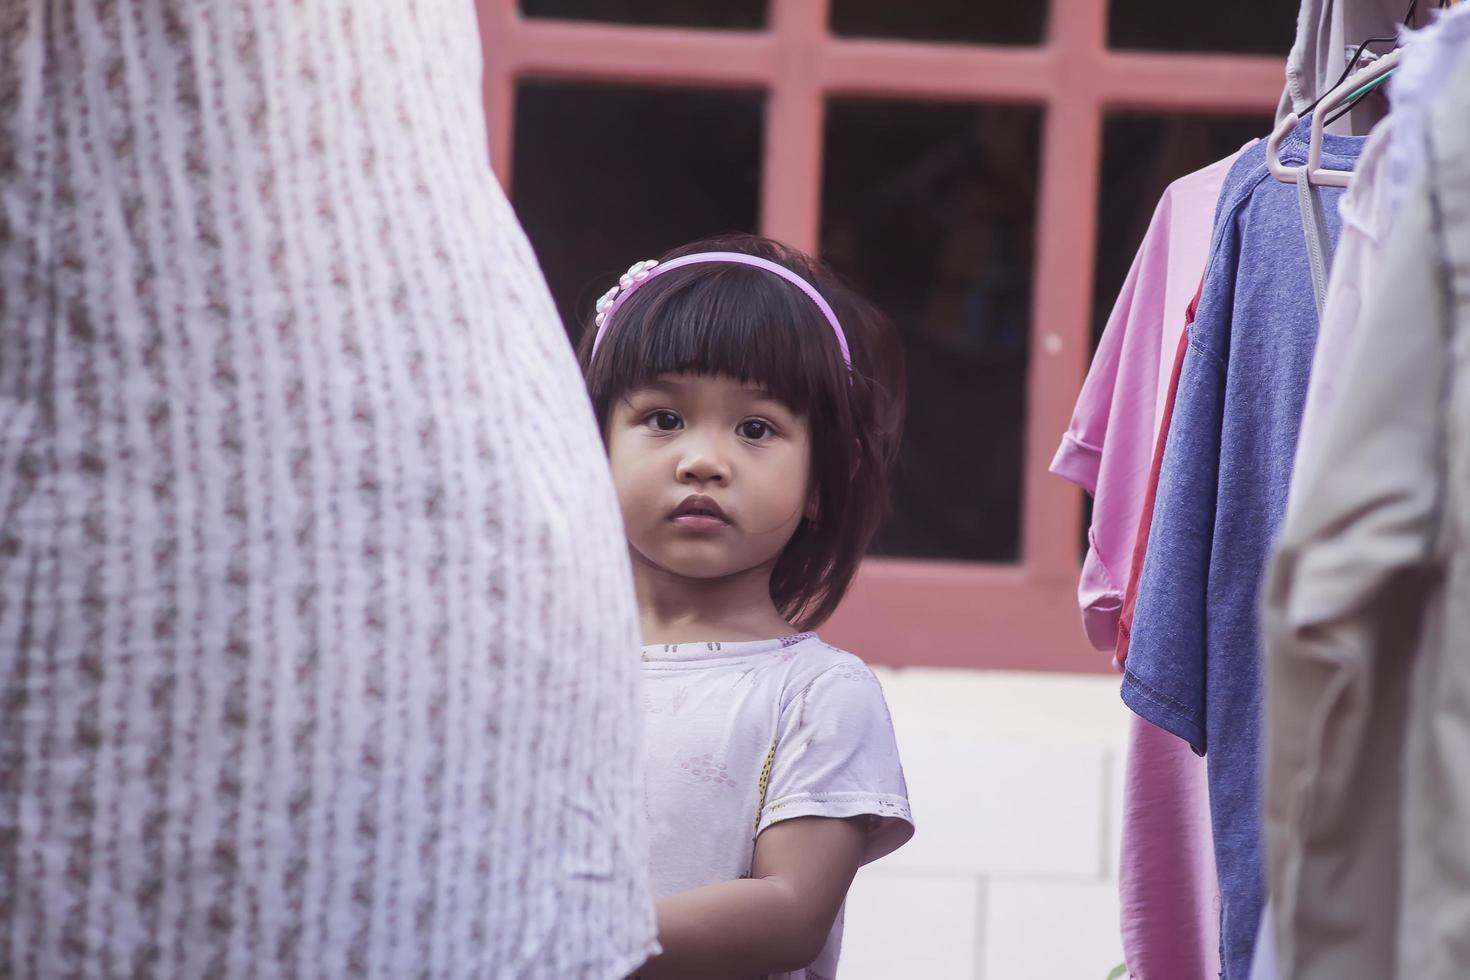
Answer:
[670, 494, 732, 530]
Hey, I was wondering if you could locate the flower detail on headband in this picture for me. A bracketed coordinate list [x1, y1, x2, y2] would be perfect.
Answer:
[594, 259, 660, 328]
[590, 250, 853, 376]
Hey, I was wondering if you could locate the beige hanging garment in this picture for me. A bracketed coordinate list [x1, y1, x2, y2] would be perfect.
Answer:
[1277, 0, 1429, 133]
[1262, 51, 1470, 980]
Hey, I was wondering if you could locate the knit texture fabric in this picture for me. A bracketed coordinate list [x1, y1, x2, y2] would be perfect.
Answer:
[0, 2, 655, 976]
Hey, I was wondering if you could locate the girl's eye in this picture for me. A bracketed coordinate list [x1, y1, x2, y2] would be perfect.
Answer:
[738, 419, 773, 440]
[646, 410, 682, 432]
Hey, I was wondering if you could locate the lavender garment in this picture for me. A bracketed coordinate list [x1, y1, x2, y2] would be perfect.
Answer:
[1384, 3, 1470, 217]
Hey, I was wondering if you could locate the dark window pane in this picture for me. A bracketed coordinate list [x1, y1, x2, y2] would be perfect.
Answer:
[511, 82, 763, 335]
[1109, 0, 1296, 54]
[822, 100, 1043, 563]
[1082, 111, 1271, 559]
[830, 0, 1045, 45]
[520, 0, 766, 30]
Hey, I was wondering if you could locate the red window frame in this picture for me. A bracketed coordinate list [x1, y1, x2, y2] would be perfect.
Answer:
[476, 0, 1282, 672]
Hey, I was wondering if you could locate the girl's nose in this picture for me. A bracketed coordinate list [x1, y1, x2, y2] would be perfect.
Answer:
[675, 436, 732, 486]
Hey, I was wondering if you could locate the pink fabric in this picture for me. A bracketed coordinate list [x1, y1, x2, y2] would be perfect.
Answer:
[1121, 717, 1222, 980]
[1051, 148, 1248, 651]
[1115, 315, 1193, 671]
[1116, 293, 1219, 980]
[1053, 147, 1253, 979]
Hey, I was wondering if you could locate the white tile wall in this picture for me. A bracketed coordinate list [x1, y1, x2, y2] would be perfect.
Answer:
[842, 667, 1131, 980]
[984, 879, 1124, 980]
[843, 871, 983, 980]
[888, 738, 1109, 877]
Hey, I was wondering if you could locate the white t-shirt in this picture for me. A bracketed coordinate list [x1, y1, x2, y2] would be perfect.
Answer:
[641, 633, 914, 979]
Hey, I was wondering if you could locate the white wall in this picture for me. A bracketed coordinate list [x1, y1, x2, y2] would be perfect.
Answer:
[842, 667, 1130, 980]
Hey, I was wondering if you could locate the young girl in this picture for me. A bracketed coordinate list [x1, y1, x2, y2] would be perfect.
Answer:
[580, 235, 914, 978]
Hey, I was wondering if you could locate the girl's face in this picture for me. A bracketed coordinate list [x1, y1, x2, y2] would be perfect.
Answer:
[607, 372, 814, 585]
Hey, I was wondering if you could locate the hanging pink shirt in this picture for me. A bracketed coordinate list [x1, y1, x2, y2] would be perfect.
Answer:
[1052, 146, 1252, 980]
[1052, 148, 1248, 653]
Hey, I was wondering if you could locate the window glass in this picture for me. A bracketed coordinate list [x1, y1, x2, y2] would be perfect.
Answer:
[512, 82, 764, 336]
[830, 0, 1046, 46]
[823, 99, 1044, 562]
[1108, 0, 1296, 55]
[520, 0, 766, 31]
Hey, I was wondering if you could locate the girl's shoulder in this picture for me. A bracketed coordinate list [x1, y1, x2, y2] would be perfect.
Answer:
[778, 634, 884, 690]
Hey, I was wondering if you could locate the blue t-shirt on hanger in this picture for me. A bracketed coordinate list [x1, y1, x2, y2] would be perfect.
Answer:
[1122, 117, 1366, 980]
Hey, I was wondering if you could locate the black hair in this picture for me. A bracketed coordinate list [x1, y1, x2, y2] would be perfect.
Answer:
[578, 233, 906, 630]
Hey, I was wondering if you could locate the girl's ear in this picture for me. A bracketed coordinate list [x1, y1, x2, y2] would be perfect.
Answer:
[804, 483, 820, 523]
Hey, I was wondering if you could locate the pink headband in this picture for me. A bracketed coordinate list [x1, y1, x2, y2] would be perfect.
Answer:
[589, 251, 854, 373]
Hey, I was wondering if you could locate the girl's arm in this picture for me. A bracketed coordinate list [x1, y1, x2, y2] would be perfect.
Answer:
[634, 815, 869, 980]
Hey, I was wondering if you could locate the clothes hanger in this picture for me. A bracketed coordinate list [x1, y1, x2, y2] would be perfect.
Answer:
[1267, 48, 1402, 186]
[1325, 0, 1459, 124]
[1265, 0, 1431, 186]
[1323, 69, 1394, 128]
[1296, 0, 1423, 119]
[1327, 0, 1459, 125]
[1301, 35, 1397, 120]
